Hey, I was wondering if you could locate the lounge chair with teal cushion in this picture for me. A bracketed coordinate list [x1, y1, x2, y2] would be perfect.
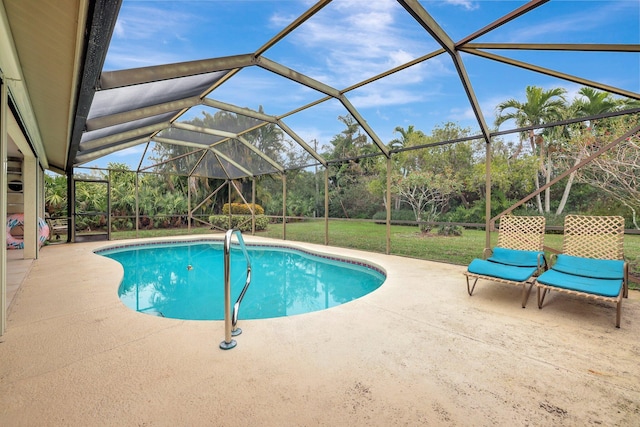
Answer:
[464, 215, 547, 308]
[536, 215, 628, 328]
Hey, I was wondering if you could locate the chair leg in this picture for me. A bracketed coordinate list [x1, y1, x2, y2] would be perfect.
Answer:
[466, 276, 479, 296]
[521, 282, 534, 308]
[616, 300, 621, 328]
[537, 286, 548, 309]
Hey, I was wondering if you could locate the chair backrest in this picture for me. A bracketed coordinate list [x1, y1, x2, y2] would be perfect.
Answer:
[562, 215, 625, 260]
[497, 215, 546, 251]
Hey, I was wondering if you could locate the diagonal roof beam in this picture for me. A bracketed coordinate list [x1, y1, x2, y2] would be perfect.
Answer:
[169, 67, 245, 129]
[79, 122, 169, 151]
[456, 0, 549, 46]
[173, 122, 236, 139]
[397, 0, 455, 54]
[464, 43, 640, 52]
[255, 56, 341, 98]
[185, 143, 254, 179]
[279, 95, 333, 120]
[153, 136, 220, 151]
[141, 137, 208, 173]
[99, 54, 254, 89]
[254, 0, 332, 57]
[74, 137, 149, 165]
[86, 96, 200, 131]
[236, 136, 285, 173]
[276, 119, 327, 167]
[173, 122, 285, 172]
[210, 148, 254, 178]
[343, 49, 446, 94]
[277, 50, 447, 122]
[188, 149, 212, 181]
[187, 150, 210, 178]
[339, 96, 390, 158]
[462, 49, 640, 100]
[202, 98, 276, 123]
[397, 0, 491, 143]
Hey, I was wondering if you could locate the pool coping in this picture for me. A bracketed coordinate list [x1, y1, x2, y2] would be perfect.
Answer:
[94, 237, 388, 277]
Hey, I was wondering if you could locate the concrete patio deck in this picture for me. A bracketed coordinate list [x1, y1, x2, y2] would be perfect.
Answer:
[1, 236, 639, 426]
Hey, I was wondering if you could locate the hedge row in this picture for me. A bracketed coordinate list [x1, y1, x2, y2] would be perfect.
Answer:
[222, 203, 265, 215]
[209, 214, 269, 231]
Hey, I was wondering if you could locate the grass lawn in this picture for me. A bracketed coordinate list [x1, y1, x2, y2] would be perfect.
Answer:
[256, 220, 640, 287]
[105, 219, 639, 288]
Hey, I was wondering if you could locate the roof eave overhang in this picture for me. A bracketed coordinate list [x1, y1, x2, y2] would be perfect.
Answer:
[67, 0, 123, 174]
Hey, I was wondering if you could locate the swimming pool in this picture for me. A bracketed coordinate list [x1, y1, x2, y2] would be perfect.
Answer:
[97, 240, 386, 320]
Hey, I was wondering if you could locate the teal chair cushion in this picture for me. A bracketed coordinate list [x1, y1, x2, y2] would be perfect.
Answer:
[536, 269, 623, 297]
[551, 254, 624, 280]
[467, 258, 538, 282]
[487, 247, 544, 268]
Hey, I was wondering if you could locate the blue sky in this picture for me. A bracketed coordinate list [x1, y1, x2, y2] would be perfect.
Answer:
[84, 0, 640, 170]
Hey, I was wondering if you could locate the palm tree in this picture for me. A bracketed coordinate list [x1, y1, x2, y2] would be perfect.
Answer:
[387, 125, 427, 210]
[495, 85, 567, 213]
[45, 174, 67, 216]
[574, 87, 619, 120]
[388, 125, 424, 151]
[556, 87, 623, 215]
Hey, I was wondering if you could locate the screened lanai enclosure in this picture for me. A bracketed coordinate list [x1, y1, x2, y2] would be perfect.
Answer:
[56, 0, 639, 250]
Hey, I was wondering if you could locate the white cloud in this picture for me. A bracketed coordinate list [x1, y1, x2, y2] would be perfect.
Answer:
[113, 145, 146, 158]
[113, 20, 125, 38]
[105, 4, 200, 69]
[349, 88, 424, 109]
[448, 106, 477, 122]
[282, 0, 438, 87]
[502, 1, 635, 43]
[112, 5, 194, 41]
[443, 0, 479, 11]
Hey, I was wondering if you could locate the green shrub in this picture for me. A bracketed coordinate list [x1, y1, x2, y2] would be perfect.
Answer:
[222, 203, 265, 215]
[436, 224, 464, 236]
[209, 214, 269, 231]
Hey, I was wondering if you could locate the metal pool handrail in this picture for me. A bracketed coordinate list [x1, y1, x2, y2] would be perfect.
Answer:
[220, 228, 252, 350]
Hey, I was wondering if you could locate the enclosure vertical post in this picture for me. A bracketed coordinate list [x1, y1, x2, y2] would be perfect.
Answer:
[69, 174, 75, 243]
[324, 168, 329, 246]
[0, 79, 7, 335]
[135, 173, 139, 238]
[228, 179, 232, 230]
[23, 156, 37, 259]
[485, 139, 492, 250]
[251, 178, 256, 235]
[282, 173, 286, 240]
[386, 157, 391, 255]
[188, 176, 191, 232]
[106, 178, 111, 241]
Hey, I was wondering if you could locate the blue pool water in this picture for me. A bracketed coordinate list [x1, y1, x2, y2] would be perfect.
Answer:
[97, 241, 386, 320]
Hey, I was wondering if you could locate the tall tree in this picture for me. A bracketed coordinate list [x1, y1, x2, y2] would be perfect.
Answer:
[326, 115, 380, 218]
[386, 125, 426, 209]
[495, 86, 567, 213]
[574, 114, 640, 228]
[388, 125, 424, 152]
[555, 88, 621, 215]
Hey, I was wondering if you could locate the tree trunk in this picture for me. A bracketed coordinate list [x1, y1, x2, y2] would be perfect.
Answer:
[556, 156, 582, 215]
[544, 154, 552, 213]
[529, 130, 544, 214]
[534, 173, 543, 214]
